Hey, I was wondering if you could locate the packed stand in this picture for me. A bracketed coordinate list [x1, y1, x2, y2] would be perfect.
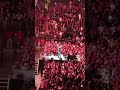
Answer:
[85, 0, 120, 89]
[1, 0, 34, 48]
[86, 26, 120, 90]
[1, 0, 35, 68]
[40, 60, 85, 90]
[86, 0, 120, 28]
[0, 1, 27, 31]
[14, 35, 35, 70]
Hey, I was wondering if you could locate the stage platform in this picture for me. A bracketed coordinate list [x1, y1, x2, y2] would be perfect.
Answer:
[39, 54, 67, 61]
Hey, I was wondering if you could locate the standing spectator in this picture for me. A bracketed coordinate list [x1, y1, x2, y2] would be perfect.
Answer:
[16, 31, 24, 47]
[6, 31, 13, 48]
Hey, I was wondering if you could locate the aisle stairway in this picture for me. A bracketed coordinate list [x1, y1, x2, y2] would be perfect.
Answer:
[35, 59, 39, 75]
[0, 48, 17, 78]
[0, 76, 10, 90]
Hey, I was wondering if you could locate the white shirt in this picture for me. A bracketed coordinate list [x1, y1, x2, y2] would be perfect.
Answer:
[98, 26, 104, 33]
[108, 15, 113, 22]
[110, 3, 115, 11]
[99, 68, 110, 83]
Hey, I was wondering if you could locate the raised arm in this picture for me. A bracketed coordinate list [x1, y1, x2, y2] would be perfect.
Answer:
[104, 36, 110, 44]
[115, 37, 120, 44]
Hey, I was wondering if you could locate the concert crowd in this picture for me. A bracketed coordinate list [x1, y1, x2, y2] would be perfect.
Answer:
[40, 60, 85, 90]
[35, 0, 85, 90]
[35, 0, 85, 43]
